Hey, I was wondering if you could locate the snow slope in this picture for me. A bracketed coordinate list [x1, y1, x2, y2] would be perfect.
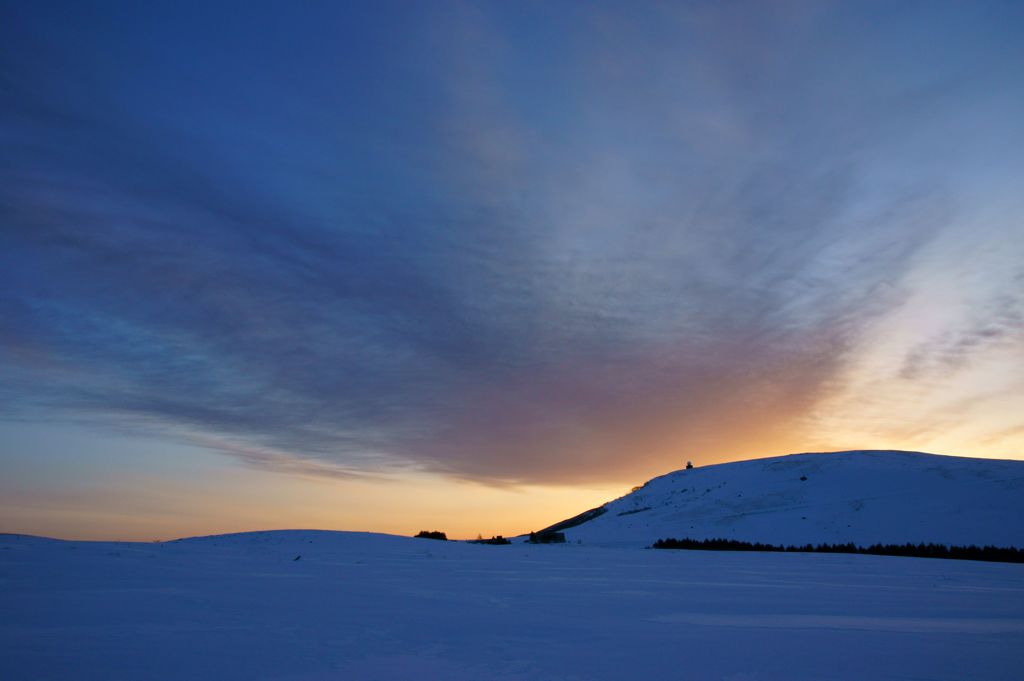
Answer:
[3, 529, 1024, 680]
[559, 450, 1024, 548]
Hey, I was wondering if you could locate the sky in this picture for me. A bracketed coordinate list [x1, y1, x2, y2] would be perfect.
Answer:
[2, 1, 1023, 541]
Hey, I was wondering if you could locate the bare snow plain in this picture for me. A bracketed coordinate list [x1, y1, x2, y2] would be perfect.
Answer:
[3, 529, 1024, 681]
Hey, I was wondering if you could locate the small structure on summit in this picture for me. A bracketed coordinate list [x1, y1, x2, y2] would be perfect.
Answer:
[686, 461, 694, 470]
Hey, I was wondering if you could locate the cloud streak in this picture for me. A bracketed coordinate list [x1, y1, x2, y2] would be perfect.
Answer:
[2, 1, 1022, 485]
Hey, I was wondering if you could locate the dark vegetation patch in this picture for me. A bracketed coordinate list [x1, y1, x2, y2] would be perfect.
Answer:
[651, 537, 1023, 563]
[528, 530, 565, 543]
[617, 507, 652, 516]
[414, 530, 448, 540]
[468, 535, 511, 545]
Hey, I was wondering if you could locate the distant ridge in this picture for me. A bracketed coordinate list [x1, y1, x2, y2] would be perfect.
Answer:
[549, 450, 1024, 548]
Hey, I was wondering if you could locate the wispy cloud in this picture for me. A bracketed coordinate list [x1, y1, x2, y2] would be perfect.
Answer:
[2, 1, 1022, 486]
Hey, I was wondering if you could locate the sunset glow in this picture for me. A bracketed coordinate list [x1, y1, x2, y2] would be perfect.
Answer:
[2, 1, 1022, 541]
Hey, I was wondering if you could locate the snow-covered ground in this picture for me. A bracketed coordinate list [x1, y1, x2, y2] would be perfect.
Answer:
[3, 529, 1023, 680]
[562, 450, 1024, 548]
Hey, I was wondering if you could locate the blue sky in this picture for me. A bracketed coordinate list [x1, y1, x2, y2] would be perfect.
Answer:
[2, 1, 1022, 538]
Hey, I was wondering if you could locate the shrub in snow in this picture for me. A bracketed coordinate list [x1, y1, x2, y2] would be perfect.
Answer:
[414, 530, 448, 540]
[470, 535, 511, 545]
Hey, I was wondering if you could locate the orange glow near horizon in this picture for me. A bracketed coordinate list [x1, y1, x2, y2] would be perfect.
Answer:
[0, 461, 626, 543]
[4, 432, 1022, 543]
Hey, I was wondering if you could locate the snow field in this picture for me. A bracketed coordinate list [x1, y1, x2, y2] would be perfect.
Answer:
[3, 530, 1023, 681]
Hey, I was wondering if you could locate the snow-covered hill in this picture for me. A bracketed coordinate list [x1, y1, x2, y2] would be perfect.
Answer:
[555, 450, 1024, 548]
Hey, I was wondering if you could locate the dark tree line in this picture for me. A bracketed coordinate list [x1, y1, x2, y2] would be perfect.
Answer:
[651, 537, 1023, 563]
